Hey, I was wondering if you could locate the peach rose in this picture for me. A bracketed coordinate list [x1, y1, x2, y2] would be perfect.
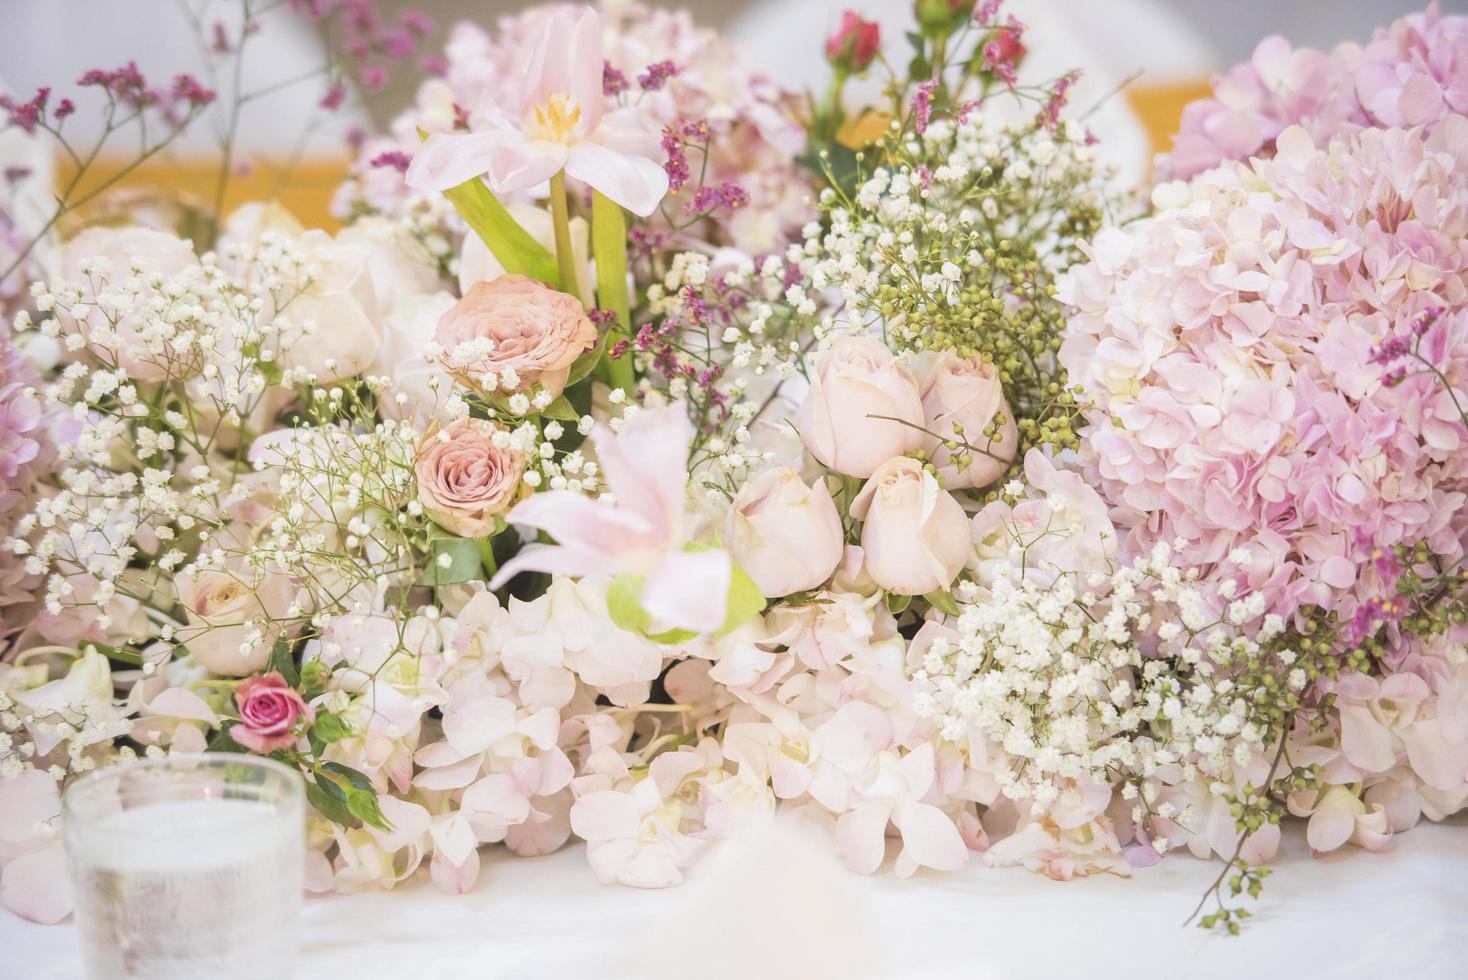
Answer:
[910, 349, 1019, 490]
[794, 336, 925, 478]
[415, 418, 526, 537]
[850, 456, 970, 595]
[435, 275, 597, 396]
[726, 466, 845, 598]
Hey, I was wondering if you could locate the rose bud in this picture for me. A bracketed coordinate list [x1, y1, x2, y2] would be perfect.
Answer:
[850, 456, 970, 596]
[826, 11, 881, 74]
[795, 336, 925, 479]
[910, 349, 1019, 490]
[726, 466, 845, 598]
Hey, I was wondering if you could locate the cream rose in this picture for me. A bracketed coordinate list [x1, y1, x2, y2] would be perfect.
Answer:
[435, 275, 597, 397]
[726, 466, 845, 598]
[910, 349, 1019, 490]
[174, 565, 297, 676]
[850, 456, 970, 595]
[795, 336, 924, 478]
[415, 418, 526, 537]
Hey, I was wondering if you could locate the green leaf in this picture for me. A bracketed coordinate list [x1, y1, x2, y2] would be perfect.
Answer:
[590, 191, 635, 392]
[923, 590, 961, 617]
[420, 535, 485, 586]
[306, 778, 353, 826]
[320, 761, 375, 793]
[423, 132, 559, 288]
[719, 560, 766, 636]
[565, 330, 608, 389]
[607, 573, 654, 635]
[206, 722, 248, 754]
[310, 712, 353, 745]
[345, 788, 392, 832]
[540, 395, 580, 422]
[886, 592, 914, 615]
[265, 635, 300, 688]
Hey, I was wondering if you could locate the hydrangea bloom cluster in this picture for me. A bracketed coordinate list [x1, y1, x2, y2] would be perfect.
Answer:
[1157, 4, 1468, 180]
[1062, 115, 1468, 622]
[337, 0, 813, 254]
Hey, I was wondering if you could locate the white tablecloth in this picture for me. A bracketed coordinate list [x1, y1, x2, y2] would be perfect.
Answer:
[6, 816, 1467, 980]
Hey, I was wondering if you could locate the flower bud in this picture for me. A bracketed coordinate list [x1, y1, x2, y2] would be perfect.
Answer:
[825, 11, 881, 73]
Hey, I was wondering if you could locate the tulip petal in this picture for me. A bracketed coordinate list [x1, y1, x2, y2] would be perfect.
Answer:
[565, 140, 670, 217]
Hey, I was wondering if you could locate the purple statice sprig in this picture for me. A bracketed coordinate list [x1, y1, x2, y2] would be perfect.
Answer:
[637, 60, 680, 93]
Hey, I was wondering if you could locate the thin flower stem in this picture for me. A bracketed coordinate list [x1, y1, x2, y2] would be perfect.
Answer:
[548, 170, 578, 296]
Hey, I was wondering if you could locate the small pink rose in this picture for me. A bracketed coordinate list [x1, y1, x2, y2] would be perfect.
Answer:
[229, 672, 314, 754]
[415, 418, 526, 537]
[435, 275, 597, 396]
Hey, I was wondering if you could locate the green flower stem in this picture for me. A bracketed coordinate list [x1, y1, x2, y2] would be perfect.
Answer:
[591, 190, 636, 393]
[548, 170, 580, 300]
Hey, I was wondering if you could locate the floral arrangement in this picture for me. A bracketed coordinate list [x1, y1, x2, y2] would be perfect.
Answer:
[0, 0, 1465, 943]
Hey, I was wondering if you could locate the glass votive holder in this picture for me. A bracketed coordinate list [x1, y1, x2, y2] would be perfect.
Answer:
[62, 753, 306, 980]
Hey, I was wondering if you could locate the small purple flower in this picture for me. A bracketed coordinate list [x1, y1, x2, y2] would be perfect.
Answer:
[912, 80, 938, 135]
[637, 60, 680, 93]
[369, 150, 412, 173]
[603, 62, 629, 97]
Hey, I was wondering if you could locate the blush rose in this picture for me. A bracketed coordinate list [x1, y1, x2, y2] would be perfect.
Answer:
[435, 275, 597, 396]
[415, 418, 527, 537]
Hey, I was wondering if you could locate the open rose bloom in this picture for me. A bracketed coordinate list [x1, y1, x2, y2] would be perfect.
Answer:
[3, 0, 1468, 943]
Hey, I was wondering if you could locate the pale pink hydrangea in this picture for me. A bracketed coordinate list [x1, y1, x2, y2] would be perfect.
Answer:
[1158, 4, 1468, 181]
[0, 328, 52, 637]
[335, 1, 814, 254]
[1063, 115, 1468, 621]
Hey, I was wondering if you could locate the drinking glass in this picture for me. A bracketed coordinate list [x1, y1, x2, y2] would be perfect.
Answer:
[62, 753, 306, 980]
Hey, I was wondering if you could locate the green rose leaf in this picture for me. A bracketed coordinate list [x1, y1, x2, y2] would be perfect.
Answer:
[420, 535, 485, 587]
[265, 635, 300, 688]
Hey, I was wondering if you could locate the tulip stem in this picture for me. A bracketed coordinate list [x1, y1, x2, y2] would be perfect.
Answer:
[548, 170, 579, 300]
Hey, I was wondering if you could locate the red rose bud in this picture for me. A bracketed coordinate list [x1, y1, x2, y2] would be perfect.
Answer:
[826, 11, 881, 73]
[990, 26, 1026, 65]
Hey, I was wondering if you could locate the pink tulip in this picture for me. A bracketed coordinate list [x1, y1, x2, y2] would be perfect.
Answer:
[406, 7, 668, 216]
[489, 402, 731, 633]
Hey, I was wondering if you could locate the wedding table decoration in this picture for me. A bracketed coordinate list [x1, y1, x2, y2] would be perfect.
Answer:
[1, 0, 1465, 964]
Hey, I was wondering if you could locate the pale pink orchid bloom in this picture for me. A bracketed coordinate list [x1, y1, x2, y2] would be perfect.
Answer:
[405, 6, 669, 216]
[490, 402, 732, 634]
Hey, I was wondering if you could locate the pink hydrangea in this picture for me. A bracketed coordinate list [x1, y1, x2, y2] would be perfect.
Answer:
[335, 1, 814, 254]
[1157, 4, 1468, 181]
[0, 329, 51, 638]
[1062, 115, 1468, 621]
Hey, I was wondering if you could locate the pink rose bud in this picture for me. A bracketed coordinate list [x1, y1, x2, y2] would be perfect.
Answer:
[989, 26, 1026, 65]
[229, 672, 314, 754]
[910, 349, 1019, 490]
[850, 456, 970, 596]
[726, 466, 845, 598]
[825, 11, 881, 73]
[794, 336, 925, 479]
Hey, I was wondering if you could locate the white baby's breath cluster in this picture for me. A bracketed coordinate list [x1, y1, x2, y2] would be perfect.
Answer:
[7, 238, 321, 632]
[916, 541, 1297, 830]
